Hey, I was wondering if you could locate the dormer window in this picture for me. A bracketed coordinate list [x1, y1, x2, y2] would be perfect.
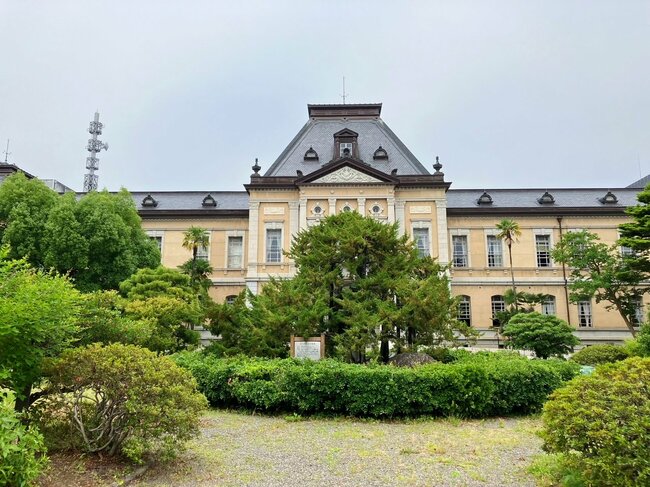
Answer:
[202, 194, 217, 207]
[537, 191, 555, 205]
[304, 147, 319, 161]
[142, 194, 158, 207]
[333, 128, 359, 159]
[599, 191, 618, 204]
[373, 146, 388, 160]
[477, 192, 493, 205]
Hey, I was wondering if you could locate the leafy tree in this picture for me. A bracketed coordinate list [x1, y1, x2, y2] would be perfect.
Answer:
[0, 249, 82, 411]
[552, 230, 647, 336]
[502, 312, 579, 359]
[77, 290, 155, 348]
[496, 289, 554, 328]
[496, 219, 522, 296]
[0, 172, 58, 264]
[619, 183, 650, 272]
[119, 267, 203, 351]
[0, 173, 160, 291]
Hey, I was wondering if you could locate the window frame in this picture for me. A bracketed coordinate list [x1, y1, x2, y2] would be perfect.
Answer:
[226, 232, 245, 269]
[451, 234, 469, 268]
[264, 223, 283, 264]
[457, 295, 471, 326]
[542, 296, 556, 316]
[412, 223, 431, 258]
[146, 230, 164, 255]
[485, 232, 503, 268]
[195, 231, 211, 262]
[578, 300, 593, 327]
[491, 295, 505, 327]
[534, 230, 553, 268]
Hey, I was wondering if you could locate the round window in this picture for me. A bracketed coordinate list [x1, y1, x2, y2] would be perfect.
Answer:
[313, 205, 322, 214]
[372, 205, 381, 214]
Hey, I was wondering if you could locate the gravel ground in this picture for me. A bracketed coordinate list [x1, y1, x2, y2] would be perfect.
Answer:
[134, 410, 544, 487]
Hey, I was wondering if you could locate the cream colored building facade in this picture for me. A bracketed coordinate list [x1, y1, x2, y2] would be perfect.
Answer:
[133, 103, 647, 346]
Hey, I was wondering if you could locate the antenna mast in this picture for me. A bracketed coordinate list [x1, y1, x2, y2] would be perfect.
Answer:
[84, 111, 108, 192]
[340, 76, 347, 104]
[2, 139, 10, 164]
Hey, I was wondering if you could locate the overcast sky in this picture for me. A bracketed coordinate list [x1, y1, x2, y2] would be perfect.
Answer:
[1, 1, 649, 192]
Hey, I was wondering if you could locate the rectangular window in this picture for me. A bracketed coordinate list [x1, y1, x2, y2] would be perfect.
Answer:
[632, 297, 645, 326]
[452, 235, 468, 268]
[535, 234, 551, 267]
[227, 236, 243, 269]
[542, 297, 556, 316]
[491, 296, 505, 327]
[486, 235, 503, 267]
[146, 230, 163, 255]
[340, 142, 353, 157]
[457, 296, 471, 326]
[578, 301, 592, 327]
[413, 228, 430, 257]
[621, 245, 635, 258]
[266, 229, 282, 263]
[195, 233, 210, 262]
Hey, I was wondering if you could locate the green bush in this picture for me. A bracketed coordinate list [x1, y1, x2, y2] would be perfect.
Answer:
[0, 387, 48, 486]
[37, 344, 207, 463]
[570, 344, 630, 366]
[173, 351, 579, 418]
[637, 323, 650, 356]
[541, 357, 650, 486]
[502, 312, 579, 359]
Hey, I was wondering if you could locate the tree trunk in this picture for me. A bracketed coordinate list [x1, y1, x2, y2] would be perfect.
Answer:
[508, 243, 517, 296]
[614, 301, 638, 337]
[380, 336, 390, 364]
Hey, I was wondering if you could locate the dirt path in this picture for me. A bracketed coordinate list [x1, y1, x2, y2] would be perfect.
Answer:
[135, 410, 543, 487]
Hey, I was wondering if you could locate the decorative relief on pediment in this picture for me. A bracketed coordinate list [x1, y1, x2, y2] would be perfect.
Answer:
[313, 167, 383, 184]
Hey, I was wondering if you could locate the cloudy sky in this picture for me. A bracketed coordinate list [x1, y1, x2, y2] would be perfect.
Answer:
[1, 1, 649, 192]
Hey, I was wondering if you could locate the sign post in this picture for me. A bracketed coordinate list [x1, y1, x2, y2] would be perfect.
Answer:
[290, 334, 326, 360]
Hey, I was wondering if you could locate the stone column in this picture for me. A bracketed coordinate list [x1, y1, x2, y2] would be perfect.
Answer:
[395, 199, 406, 234]
[246, 201, 260, 291]
[387, 196, 396, 223]
[328, 197, 336, 216]
[435, 198, 449, 265]
[357, 197, 366, 216]
[299, 197, 307, 230]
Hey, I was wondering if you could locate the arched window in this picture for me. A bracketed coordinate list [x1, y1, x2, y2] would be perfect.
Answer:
[542, 296, 556, 315]
[457, 296, 471, 326]
[491, 295, 505, 327]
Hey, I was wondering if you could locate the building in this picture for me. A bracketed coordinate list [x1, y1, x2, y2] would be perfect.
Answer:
[132, 103, 646, 346]
[2, 103, 646, 346]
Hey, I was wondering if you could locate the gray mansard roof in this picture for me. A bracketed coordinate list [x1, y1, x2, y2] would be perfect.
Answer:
[447, 188, 640, 215]
[628, 174, 650, 189]
[129, 191, 249, 215]
[264, 104, 430, 177]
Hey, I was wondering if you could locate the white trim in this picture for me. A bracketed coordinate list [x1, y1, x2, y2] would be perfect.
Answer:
[225, 231, 245, 269]
[264, 222, 284, 263]
[411, 223, 431, 257]
[484, 229, 504, 268]
[449, 228, 471, 268]
[533, 229, 554, 268]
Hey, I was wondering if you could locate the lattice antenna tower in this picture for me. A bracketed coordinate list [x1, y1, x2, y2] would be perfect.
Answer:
[84, 111, 108, 192]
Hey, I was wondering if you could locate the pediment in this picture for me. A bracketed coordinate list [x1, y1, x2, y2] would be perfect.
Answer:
[296, 158, 398, 185]
[333, 128, 359, 138]
[313, 166, 384, 184]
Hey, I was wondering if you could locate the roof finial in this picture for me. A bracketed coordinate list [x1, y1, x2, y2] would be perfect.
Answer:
[340, 76, 347, 104]
[433, 155, 443, 174]
[252, 157, 261, 175]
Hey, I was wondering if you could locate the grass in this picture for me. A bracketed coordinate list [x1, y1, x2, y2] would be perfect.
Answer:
[131, 410, 545, 487]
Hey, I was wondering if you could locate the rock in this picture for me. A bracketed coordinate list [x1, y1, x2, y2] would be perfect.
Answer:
[389, 352, 435, 367]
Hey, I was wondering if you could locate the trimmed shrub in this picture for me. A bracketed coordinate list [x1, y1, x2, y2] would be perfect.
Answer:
[173, 351, 579, 418]
[37, 344, 207, 463]
[0, 387, 48, 486]
[570, 344, 630, 366]
[541, 357, 650, 486]
[502, 312, 579, 359]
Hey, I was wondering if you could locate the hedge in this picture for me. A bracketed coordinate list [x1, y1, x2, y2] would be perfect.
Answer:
[173, 352, 579, 418]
